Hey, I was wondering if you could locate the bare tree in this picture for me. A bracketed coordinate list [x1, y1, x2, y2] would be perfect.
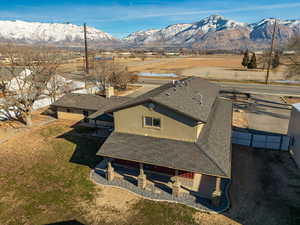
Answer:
[89, 61, 137, 91]
[45, 74, 69, 103]
[286, 36, 300, 79]
[257, 51, 269, 70]
[0, 44, 61, 126]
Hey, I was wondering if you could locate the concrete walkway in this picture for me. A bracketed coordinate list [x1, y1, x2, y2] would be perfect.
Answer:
[245, 95, 290, 134]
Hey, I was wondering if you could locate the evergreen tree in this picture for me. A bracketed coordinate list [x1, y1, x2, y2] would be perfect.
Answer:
[242, 50, 249, 68]
[272, 52, 280, 68]
[248, 53, 257, 69]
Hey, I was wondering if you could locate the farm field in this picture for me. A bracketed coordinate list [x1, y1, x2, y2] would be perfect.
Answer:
[0, 117, 299, 225]
[58, 55, 289, 82]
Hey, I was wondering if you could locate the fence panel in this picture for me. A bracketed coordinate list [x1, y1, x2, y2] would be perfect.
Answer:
[232, 131, 290, 151]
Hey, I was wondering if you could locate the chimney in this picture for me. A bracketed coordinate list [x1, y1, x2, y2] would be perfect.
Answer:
[105, 85, 114, 98]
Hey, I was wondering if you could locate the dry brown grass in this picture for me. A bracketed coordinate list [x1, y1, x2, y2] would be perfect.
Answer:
[285, 97, 300, 105]
[1, 118, 299, 225]
[127, 56, 243, 74]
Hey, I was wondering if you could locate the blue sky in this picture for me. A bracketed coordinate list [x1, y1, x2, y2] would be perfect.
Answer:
[1, 0, 300, 38]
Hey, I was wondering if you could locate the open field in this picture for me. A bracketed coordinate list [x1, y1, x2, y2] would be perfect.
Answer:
[58, 55, 292, 82]
[1, 117, 300, 225]
[124, 56, 289, 82]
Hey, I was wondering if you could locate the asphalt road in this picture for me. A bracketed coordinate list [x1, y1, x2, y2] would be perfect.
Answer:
[137, 78, 300, 97]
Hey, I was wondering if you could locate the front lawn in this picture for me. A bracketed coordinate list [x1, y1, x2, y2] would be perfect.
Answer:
[0, 122, 102, 225]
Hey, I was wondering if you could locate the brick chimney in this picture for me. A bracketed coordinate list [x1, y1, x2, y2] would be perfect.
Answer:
[105, 85, 114, 98]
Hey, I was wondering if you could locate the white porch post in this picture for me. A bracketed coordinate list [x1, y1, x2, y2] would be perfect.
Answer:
[138, 163, 147, 189]
[212, 177, 222, 206]
[172, 169, 181, 197]
[106, 159, 114, 182]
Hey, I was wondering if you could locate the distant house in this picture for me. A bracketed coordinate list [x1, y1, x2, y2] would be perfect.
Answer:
[95, 77, 232, 205]
[288, 103, 300, 168]
[164, 52, 180, 56]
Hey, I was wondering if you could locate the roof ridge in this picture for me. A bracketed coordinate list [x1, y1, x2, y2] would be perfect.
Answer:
[196, 97, 232, 177]
[194, 142, 227, 177]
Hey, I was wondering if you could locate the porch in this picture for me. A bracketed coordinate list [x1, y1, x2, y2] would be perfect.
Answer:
[91, 159, 231, 212]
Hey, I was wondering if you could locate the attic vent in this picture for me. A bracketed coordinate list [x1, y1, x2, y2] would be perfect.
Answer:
[148, 103, 156, 110]
[193, 94, 203, 104]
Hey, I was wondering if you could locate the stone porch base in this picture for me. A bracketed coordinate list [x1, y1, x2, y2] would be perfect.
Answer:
[90, 161, 231, 213]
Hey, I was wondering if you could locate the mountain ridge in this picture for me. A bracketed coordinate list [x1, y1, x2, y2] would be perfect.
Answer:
[124, 15, 300, 50]
[0, 15, 300, 50]
[0, 20, 119, 47]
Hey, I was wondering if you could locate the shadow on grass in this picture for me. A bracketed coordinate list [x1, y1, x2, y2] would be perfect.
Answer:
[57, 128, 106, 168]
[44, 220, 85, 225]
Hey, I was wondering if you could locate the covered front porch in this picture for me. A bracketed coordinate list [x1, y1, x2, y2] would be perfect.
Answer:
[91, 158, 230, 211]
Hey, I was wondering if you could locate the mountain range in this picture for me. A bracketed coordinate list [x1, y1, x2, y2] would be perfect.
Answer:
[0, 15, 300, 50]
[0, 20, 119, 47]
[124, 15, 300, 50]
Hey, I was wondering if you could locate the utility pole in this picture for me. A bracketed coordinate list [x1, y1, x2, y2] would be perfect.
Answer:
[84, 23, 89, 74]
[265, 19, 277, 84]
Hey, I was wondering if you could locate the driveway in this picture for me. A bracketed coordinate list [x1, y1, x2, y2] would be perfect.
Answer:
[244, 95, 291, 134]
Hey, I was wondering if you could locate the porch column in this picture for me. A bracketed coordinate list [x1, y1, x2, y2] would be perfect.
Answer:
[106, 159, 114, 182]
[212, 177, 222, 207]
[172, 170, 181, 197]
[137, 163, 147, 189]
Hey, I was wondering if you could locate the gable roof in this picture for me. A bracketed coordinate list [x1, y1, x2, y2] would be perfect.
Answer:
[51, 93, 131, 112]
[105, 77, 220, 122]
[97, 97, 232, 178]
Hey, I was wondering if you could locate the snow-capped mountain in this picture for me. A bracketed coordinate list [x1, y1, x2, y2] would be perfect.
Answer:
[124, 15, 300, 50]
[0, 20, 118, 46]
[1, 16, 300, 50]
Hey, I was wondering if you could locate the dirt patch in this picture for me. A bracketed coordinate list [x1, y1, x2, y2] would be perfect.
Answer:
[194, 212, 239, 225]
[285, 97, 300, 105]
[79, 186, 139, 225]
[232, 110, 248, 128]
[0, 107, 57, 143]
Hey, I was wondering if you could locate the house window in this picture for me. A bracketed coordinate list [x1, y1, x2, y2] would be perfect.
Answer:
[144, 116, 161, 128]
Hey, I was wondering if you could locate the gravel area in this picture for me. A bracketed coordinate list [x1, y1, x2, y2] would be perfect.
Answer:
[91, 161, 231, 213]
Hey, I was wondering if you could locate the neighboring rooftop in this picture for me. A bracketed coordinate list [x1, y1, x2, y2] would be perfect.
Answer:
[104, 77, 220, 123]
[97, 97, 232, 178]
[51, 93, 131, 111]
[293, 102, 300, 111]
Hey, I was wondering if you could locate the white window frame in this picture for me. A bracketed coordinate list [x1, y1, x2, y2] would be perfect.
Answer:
[143, 116, 161, 129]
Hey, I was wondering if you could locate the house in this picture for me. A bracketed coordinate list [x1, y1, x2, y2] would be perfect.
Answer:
[95, 77, 232, 206]
[288, 103, 300, 168]
[51, 90, 130, 127]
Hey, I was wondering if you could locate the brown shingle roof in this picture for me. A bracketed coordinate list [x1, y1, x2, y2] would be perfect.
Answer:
[104, 77, 220, 122]
[51, 93, 131, 112]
